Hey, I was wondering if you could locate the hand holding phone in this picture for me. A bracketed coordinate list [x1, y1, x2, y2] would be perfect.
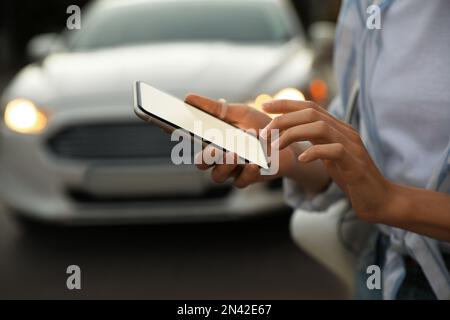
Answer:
[184, 94, 275, 187]
[134, 81, 270, 169]
[133, 82, 295, 188]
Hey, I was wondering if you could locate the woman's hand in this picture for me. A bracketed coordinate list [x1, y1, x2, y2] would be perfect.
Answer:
[185, 94, 298, 188]
[262, 99, 450, 240]
[262, 99, 392, 223]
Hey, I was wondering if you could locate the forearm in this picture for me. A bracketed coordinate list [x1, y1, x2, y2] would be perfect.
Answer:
[380, 183, 450, 242]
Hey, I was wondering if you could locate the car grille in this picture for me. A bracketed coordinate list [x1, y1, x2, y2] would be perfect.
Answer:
[48, 122, 183, 161]
[67, 185, 233, 204]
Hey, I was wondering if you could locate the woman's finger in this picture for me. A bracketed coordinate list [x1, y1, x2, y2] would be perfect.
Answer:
[233, 164, 261, 188]
[195, 145, 222, 169]
[210, 153, 239, 183]
[185, 94, 246, 124]
[194, 151, 212, 170]
[211, 163, 238, 183]
[298, 143, 353, 171]
[262, 101, 359, 143]
[262, 100, 318, 114]
[274, 121, 348, 150]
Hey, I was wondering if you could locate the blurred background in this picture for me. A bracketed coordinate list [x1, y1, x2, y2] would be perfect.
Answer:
[0, 0, 345, 299]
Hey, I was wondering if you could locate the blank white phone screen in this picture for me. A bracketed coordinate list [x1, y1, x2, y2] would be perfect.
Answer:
[137, 82, 269, 169]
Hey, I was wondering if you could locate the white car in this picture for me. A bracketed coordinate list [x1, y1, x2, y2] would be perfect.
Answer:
[0, 0, 330, 225]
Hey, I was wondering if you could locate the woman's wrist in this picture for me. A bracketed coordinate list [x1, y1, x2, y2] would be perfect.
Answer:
[377, 182, 412, 226]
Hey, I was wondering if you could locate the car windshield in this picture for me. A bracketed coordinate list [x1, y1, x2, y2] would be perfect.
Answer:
[70, 1, 294, 50]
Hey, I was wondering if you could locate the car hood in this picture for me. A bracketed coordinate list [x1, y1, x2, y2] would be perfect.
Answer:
[6, 41, 309, 109]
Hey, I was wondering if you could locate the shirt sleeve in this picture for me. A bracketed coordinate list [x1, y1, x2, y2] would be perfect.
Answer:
[328, 94, 346, 119]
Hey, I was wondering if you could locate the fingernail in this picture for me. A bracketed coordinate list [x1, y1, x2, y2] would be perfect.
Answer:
[262, 102, 272, 110]
[298, 152, 308, 162]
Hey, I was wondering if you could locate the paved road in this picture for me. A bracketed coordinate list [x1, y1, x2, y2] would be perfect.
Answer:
[0, 206, 345, 299]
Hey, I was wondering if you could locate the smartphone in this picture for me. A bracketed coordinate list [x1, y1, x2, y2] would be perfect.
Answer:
[133, 81, 269, 169]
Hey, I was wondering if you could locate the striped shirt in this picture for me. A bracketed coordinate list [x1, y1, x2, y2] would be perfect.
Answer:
[285, 0, 450, 299]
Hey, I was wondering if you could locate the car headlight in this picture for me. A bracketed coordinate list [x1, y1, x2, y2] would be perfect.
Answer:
[250, 88, 306, 118]
[273, 88, 305, 101]
[308, 79, 328, 103]
[4, 98, 48, 134]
